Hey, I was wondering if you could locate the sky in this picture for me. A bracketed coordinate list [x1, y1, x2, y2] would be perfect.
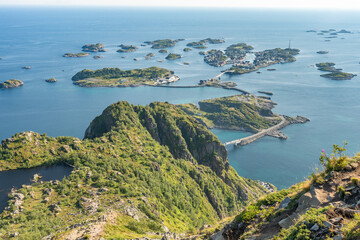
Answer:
[0, 0, 360, 10]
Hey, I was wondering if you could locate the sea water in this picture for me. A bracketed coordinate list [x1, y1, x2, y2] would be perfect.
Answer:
[1, 7, 360, 188]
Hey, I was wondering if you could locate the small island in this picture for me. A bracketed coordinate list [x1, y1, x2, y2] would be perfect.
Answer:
[187, 40, 206, 48]
[145, 53, 155, 60]
[316, 51, 329, 54]
[203, 38, 225, 44]
[117, 44, 138, 53]
[183, 48, 192, 52]
[71, 66, 179, 87]
[337, 29, 351, 34]
[45, 78, 57, 83]
[158, 49, 168, 53]
[321, 72, 356, 80]
[186, 38, 224, 49]
[165, 53, 181, 60]
[183, 62, 190, 65]
[63, 53, 89, 58]
[316, 62, 356, 80]
[0, 79, 23, 89]
[93, 55, 103, 59]
[0, 57, 3, 60]
[315, 62, 337, 72]
[82, 43, 106, 52]
[144, 39, 183, 49]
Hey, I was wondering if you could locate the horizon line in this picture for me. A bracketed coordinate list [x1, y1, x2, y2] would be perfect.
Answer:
[1, 4, 360, 11]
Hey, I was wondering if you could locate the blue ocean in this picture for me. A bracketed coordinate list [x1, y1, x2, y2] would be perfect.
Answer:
[1, 7, 360, 188]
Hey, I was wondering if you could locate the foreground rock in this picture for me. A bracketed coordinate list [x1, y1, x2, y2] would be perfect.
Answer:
[212, 154, 360, 240]
[0, 79, 23, 89]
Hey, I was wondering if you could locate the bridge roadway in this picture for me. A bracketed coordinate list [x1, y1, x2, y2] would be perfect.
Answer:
[224, 115, 287, 147]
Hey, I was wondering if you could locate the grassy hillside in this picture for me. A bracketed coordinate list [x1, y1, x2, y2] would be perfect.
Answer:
[177, 95, 280, 133]
[0, 101, 270, 239]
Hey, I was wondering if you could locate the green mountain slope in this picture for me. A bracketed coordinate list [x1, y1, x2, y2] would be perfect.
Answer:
[0, 101, 269, 239]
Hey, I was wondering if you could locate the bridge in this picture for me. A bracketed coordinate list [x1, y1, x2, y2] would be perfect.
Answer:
[213, 70, 234, 80]
[224, 115, 287, 147]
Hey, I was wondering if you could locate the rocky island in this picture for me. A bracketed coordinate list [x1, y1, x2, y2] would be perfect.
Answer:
[63, 53, 89, 58]
[71, 66, 179, 87]
[321, 72, 356, 80]
[0, 79, 23, 89]
[183, 47, 192, 52]
[45, 78, 57, 83]
[145, 53, 155, 60]
[144, 39, 183, 49]
[187, 38, 225, 49]
[165, 53, 181, 60]
[187, 40, 207, 48]
[81, 43, 106, 52]
[316, 62, 356, 80]
[158, 49, 168, 53]
[116, 44, 138, 53]
[317, 50, 329, 54]
[204, 38, 225, 44]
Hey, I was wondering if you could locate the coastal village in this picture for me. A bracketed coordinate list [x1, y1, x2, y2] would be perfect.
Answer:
[203, 43, 300, 75]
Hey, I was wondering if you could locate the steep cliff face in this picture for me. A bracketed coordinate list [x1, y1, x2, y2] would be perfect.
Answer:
[0, 101, 271, 239]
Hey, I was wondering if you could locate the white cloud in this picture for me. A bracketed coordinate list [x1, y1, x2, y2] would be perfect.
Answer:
[1, 0, 360, 10]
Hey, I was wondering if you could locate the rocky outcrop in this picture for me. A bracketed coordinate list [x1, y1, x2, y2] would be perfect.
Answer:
[213, 158, 360, 240]
[0, 79, 23, 89]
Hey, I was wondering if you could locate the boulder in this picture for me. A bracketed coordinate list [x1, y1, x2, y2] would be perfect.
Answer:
[278, 213, 299, 229]
[310, 223, 319, 231]
[350, 163, 358, 169]
[278, 197, 291, 209]
[296, 186, 326, 214]
[210, 229, 225, 240]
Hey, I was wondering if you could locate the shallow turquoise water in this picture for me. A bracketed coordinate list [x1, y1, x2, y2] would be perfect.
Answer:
[1, 7, 360, 188]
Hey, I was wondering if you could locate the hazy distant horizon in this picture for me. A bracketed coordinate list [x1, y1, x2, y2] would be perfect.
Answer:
[1, 0, 360, 10]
